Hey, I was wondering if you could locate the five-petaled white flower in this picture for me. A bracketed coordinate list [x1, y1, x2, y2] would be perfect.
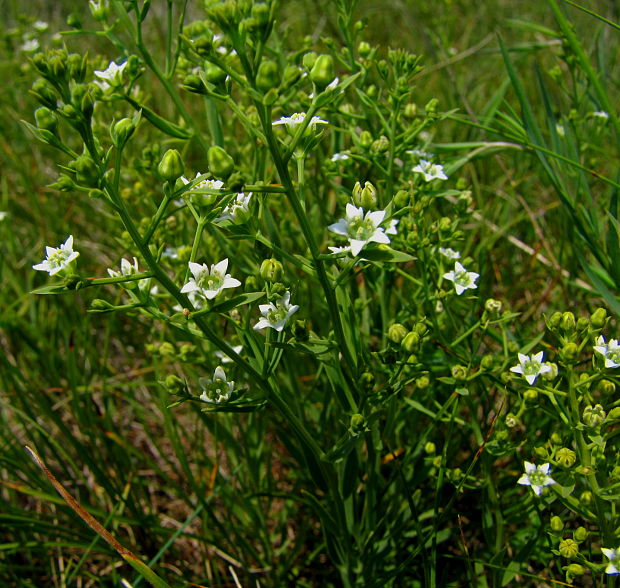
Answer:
[439, 247, 461, 260]
[602, 548, 620, 575]
[33, 235, 80, 276]
[94, 60, 127, 85]
[254, 291, 299, 332]
[181, 173, 224, 206]
[593, 335, 620, 368]
[272, 112, 329, 130]
[443, 261, 479, 295]
[412, 159, 448, 182]
[510, 351, 552, 385]
[199, 366, 234, 404]
[517, 461, 556, 496]
[331, 152, 350, 162]
[215, 192, 252, 223]
[181, 259, 241, 301]
[108, 257, 149, 290]
[20, 39, 40, 53]
[328, 203, 398, 257]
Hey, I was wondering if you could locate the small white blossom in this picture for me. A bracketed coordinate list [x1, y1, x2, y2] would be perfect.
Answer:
[107, 257, 149, 290]
[406, 149, 433, 159]
[439, 247, 461, 260]
[199, 366, 234, 404]
[555, 123, 565, 137]
[510, 351, 552, 385]
[602, 548, 620, 575]
[33, 235, 79, 276]
[254, 291, 299, 332]
[94, 60, 127, 85]
[328, 203, 398, 257]
[215, 192, 252, 223]
[331, 152, 350, 162]
[20, 39, 40, 52]
[33, 20, 49, 32]
[181, 259, 241, 301]
[412, 159, 448, 182]
[272, 112, 329, 130]
[517, 462, 556, 496]
[0, 211, 7, 221]
[593, 335, 620, 368]
[215, 345, 243, 364]
[593, 111, 610, 120]
[181, 173, 224, 206]
[443, 261, 478, 295]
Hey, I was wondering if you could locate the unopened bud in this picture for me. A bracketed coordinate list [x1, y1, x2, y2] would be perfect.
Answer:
[164, 374, 185, 393]
[415, 375, 430, 389]
[561, 342, 579, 362]
[111, 116, 138, 148]
[556, 447, 576, 467]
[256, 60, 280, 91]
[598, 379, 616, 395]
[573, 527, 587, 542]
[580, 490, 593, 505]
[582, 404, 606, 427]
[359, 371, 375, 391]
[558, 538, 579, 558]
[401, 331, 420, 353]
[352, 181, 377, 208]
[207, 145, 235, 179]
[548, 311, 563, 330]
[590, 307, 607, 329]
[158, 149, 184, 182]
[35, 106, 58, 132]
[393, 189, 409, 209]
[74, 154, 99, 187]
[349, 413, 366, 436]
[550, 516, 564, 532]
[310, 54, 335, 90]
[404, 103, 417, 118]
[302, 52, 318, 70]
[259, 258, 283, 282]
[523, 388, 538, 403]
[505, 413, 518, 428]
[566, 564, 584, 578]
[561, 311, 575, 331]
[424, 441, 436, 454]
[451, 365, 468, 381]
[387, 323, 408, 344]
[358, 130, 373, 149]
[371, 135, 389, 153]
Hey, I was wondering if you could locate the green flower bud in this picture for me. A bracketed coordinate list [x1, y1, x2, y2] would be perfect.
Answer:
[404, 103, 418, 119]
[573, 527, 588, 542]
[207, 145, 235, 180]
[30, 79, 58, 109]
[551, 431, 563, 445]
[558, 538, 579, 559]
[349, 413, 367, 436]
[393, 189, 409, 209]
[358, 130, 373, 149]
[292, 319, 309, 342]
[111, 117, 138, 148]
[387, 323, 408, 344]
[256, 60, 280, 91]
[74, 154, 99, 187]
[89, 0, 110, 21]
[310, 54, 336, 90]
[582, 404, 606, 427]
[159, 342, 176, 358]
[457, 190, 474, 213]
[359, 371, 375, 391]
[352, 181, 378, 208]
[523, 388, 538, 403]
[207, 0, 240, 30]
[251, 2, 270, 27]
[424, 441, 436, 454]
[590, 307, 607, 329]
[164, 374, 185, 393]
[179, 343, 196, 361]
[302, 51, 318, 70]
[561, 342, 579, 362]
[550, 516, 564, 532]
[49, 174, 76, 192]
[505, 413, 518, 428]
[480, 354, 495, 371]
[598, 379, 616, 395]
[451, 364, 468, 381]
[35, 106, 58, 132]
[158, 149, 184, 182]
[193, 35, 213, 56]
[401, 331, 420, 353]
[548, 311, 563, 330]
[245, 275, 260, 291]
[182, 73, 207, 94]
[66, 13, 82, 29]
[534, 446, 549, 459]
[556, 447, 576, 467]
[262, 88, 278, 106]
[358, 41, 371, 57]
[415, 375, 430, 389]
[580, 490, 593, 505]
[49, 54, 67, 80]
[90, 298, 114, 311]
[542, 362, 558, 381]
[260, 258, 283, 282]
[565, 564, 584, 578]
[59, 103, 79, 121]
[67, 53, 87, 82]
[576, 316, 589, 331]
[371, 135, 389, 153]
[561, 311, 575, 332]
[204, 62, 227, 85]
[282, 65, 302, 89]
[425, 98, 439, 115]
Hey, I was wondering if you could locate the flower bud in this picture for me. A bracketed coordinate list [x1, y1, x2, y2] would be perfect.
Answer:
[523, 388, 538, 403]
[159, 342, 176, 358]
[158, 149, 184, 182]
[89, 0, 110, 21]
[387, 323, 408, 344]
[542, 362, 558, 381]
[565, 564, 584, 578]
[49, 174, 76, 192]
[358, 130, 373, 149]
[349, 413, 367, 436]
[259, 258, 283, 282]
[480, 354, 494, 371]
[182, 73, 206, 94]
[404, 103, 418, 118]
[35, 106, 58, 132]
[30, 79, 58, 109]
[204, 62, 227, 85]
[358, 41, 371, 57]
[580, 490, 593, 505]
[484, 298, 502, 315]
[251, 2, 270, 27]
[556, 447, 576, 467]
[548, 311, 563, 330]
[302, 51, 318, 70]
[74, 154, 99, 187]
[256, 60, 280, 91]
[393, 189, 409, 209]
[310, 54, 336, 90]
[582, 404, 606, 427]
[401, 331, 420, 353]
[505, 413, 518, 428]
[245, 275, 260, 291]
[590, 307, 607, 329]
[573, 527, 587, 542]
[207, 145, 235, 179]
[49, 54, 67, 80]
[415, 375, 430, 389]
[551, 431, 563, 445]
[164, 374, 185, 393]
[561, 311, 575, 331]
[68, 53, 86, 82]
[359, 371, 375, 391]
[598, 379, 616, 395]
[576, 316, 589, 331]
[534, 446, 549, 458]
[66, 13, 82, 29]
[111, 117, 138, 148]
[352, 181, 377, 209]
[282, 65, 302, 89]
[550, 516, 564, 532]
[90, 298, 114, 311]
[371, 135, 389, 153]
[560, 342, 579, 362]
[425, 98, 439, 115]
[424, 441, 436, 454]
[558, 538, 579, 558]
[451, 364, 468, 381]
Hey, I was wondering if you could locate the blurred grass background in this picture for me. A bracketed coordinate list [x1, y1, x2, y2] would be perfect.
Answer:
[1, 0, 618, 585]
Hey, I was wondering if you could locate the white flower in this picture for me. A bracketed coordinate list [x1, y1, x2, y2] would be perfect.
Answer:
[328, 245, 352, 255]
[33, 20, 49, 32]
[215, 345, 243, 364]
[181, 174, 224, 206]
[199, 366, 234, 404]
[254, 291, 299, 332]
[215, 192, 252, 223]
[593, 335, 620, 368]
[331, 152, 350, 162]
[602, 548, 620, 575]
[94, 60, 127, 85]
[20, 39, 40, 52]
[107, 257, 139, 278]
[33, 235, 79, 276]
[412, 159, 448, 182]
[406, 149, 433, 159]
[439, 247, 461, 260]
[555, 123, 566, 137]
[517, 461, 556, 496]
[181, 259, 241, 301]
[0, 211, 7, 221]
[593, 111, 610, 120]
[510, 351, 552, 385]
[272, 112, 329, 130]
[328, 203, 397, 257]
[443, 261, 478, 295]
